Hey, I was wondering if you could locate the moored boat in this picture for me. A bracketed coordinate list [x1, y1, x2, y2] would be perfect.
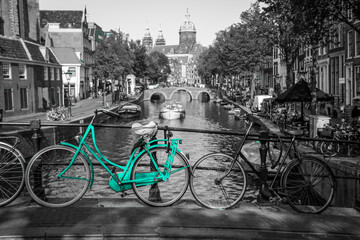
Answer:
[234, 109, 243, 120]
[223, 104, 234, 110]
[159, 102, 186, 120]
[116, 103, 141, 118]
[213, 97, 222, 103]
[228, 107, 241, 115]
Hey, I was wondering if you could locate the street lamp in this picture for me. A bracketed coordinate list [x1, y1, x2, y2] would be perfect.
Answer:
[64, 69, 72, 116]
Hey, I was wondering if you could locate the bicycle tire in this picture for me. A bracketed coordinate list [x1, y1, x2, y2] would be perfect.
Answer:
[320, 141, 339, 157]
[131, 147, 190, 207]
[25, 145, 90, 207]
[190, 153, 247, 210]
[281, 157, 335, 214]
[0, 142, 25, 207]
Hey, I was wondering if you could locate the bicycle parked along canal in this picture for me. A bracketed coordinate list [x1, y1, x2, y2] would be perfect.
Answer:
[0, 135, 26, 207]
[25, 109, 191, 207]
[190, 113, 336, 214]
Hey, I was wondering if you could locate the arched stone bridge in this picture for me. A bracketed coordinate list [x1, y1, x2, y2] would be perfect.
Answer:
[144, 87, 214, 101]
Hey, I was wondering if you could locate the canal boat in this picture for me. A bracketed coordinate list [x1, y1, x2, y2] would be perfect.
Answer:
[116, 103, 141, 118]
[213, 97, 222, 103]
[223, 104, 234, 110]
[228, 107, 241, 115]
[234, 109, 243, 120]
[159, 102, 186, 120]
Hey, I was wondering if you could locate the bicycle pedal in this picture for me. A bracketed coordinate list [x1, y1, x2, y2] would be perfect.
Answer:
[120, 191, 128, 198]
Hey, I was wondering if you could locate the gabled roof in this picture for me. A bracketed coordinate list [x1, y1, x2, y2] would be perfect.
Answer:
[0, 37, 29, 60]
[51, 47, 83, 65]
[48, 48, 60, 64]
[151, 45, 179, 55]
[40, 10, 83, 28]
[25, 42, 45, 62]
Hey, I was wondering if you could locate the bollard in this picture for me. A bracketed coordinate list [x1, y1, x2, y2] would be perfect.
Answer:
[259, 130, 269, 183]
[30, 119, 41, 153]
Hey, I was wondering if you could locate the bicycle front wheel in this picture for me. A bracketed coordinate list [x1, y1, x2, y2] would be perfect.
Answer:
[131, 147, 190, 207]
[190, 153, 247, 210]
[282, 157, 335, 213]
[25, 145, 90, 207]
[0, 143, 25, 207]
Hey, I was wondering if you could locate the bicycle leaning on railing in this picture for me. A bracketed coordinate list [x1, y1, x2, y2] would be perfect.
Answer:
[25, 109, 191, 207]
[190, 113, 336, 214]
[0, 135, 26, 207]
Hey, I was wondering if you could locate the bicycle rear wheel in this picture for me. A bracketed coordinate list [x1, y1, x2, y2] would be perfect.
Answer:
[0, 143, 25, 207]
[282, 157, 335, 213]
[190, 153, 247, 210]
[320, 141, 339, 157]
[25, 145, 90, 207]
[131, 147, 190, 207]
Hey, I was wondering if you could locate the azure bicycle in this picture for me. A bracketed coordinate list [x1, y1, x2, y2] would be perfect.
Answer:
[190, 114, 336, 213]
[25, 109, 191, 207]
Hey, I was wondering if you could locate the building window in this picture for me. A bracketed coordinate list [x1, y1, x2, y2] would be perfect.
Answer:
[273, 48, 278, 59]
[19, 64, 27, 79]
[2, 63, 11, 79]
[356, 31, 360, 57]
[50, 68, 54, 80]
[57, 68, 60, 80]
[68, 67, 76, 77]
[348, 30, 353, 58]
[0, 17, 4, 35]
[20, 88, 28, 109]
[44, 67, 48, 80]
[356, 67, 360, 96]
[4, 89, 13, 111]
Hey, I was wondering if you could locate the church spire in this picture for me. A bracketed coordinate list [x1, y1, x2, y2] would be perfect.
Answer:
[142, 24, 153, 51]
[155, 27, 166, 46]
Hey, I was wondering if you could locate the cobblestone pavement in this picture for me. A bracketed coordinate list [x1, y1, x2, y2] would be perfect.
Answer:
[1, 196, 360, 239]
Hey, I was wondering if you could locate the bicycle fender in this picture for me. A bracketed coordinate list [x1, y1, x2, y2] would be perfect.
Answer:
[60, 142, 95, 188]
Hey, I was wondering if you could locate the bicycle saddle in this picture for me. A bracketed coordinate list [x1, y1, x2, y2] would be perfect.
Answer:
[284, 129, 303, 136]
[131, 121, 158, 139]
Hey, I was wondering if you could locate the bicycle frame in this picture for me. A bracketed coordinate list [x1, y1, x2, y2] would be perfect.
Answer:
[223, 120, 299, 197]
[58, 112, 186, 190]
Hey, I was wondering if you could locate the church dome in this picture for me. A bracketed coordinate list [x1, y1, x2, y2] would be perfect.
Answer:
[179, 9, 196, 33]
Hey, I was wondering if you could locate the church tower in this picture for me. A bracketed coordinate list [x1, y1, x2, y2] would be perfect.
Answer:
[178, 9, 196, 54]
[142, 26, 153, 51]
[155, 27, 166, 46]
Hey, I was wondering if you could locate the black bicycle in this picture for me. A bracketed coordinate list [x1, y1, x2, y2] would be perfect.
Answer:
[190, 114, 336, 214]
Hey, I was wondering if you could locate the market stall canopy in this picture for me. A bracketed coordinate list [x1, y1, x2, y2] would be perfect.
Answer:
[275, 79, 334, 103]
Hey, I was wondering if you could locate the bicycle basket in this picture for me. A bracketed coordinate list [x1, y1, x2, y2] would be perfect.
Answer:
[321, 128, 333, 137]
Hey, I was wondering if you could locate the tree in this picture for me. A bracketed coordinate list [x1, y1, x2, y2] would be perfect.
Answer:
[197, 3, 274, 89]
[260, 0, 337, 114]
[148, 51, 171, 84]
[130, 39, 149, 80]
[92, 31, 134, 92]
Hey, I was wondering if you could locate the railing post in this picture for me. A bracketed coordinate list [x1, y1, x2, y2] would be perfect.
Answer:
[259, 130, 269, 183]
[30, 119, 44, 201]
[30, 119, 41, 152]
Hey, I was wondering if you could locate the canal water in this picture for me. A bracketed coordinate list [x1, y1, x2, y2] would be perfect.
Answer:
[84, 90, 259, 202]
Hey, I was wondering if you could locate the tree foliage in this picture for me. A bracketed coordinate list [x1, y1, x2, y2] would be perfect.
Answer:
[92, 30, 171, 87]
[197, 3, 275, 85]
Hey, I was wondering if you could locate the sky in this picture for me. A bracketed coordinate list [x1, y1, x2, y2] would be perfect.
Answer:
[39, 0, 256, 47]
